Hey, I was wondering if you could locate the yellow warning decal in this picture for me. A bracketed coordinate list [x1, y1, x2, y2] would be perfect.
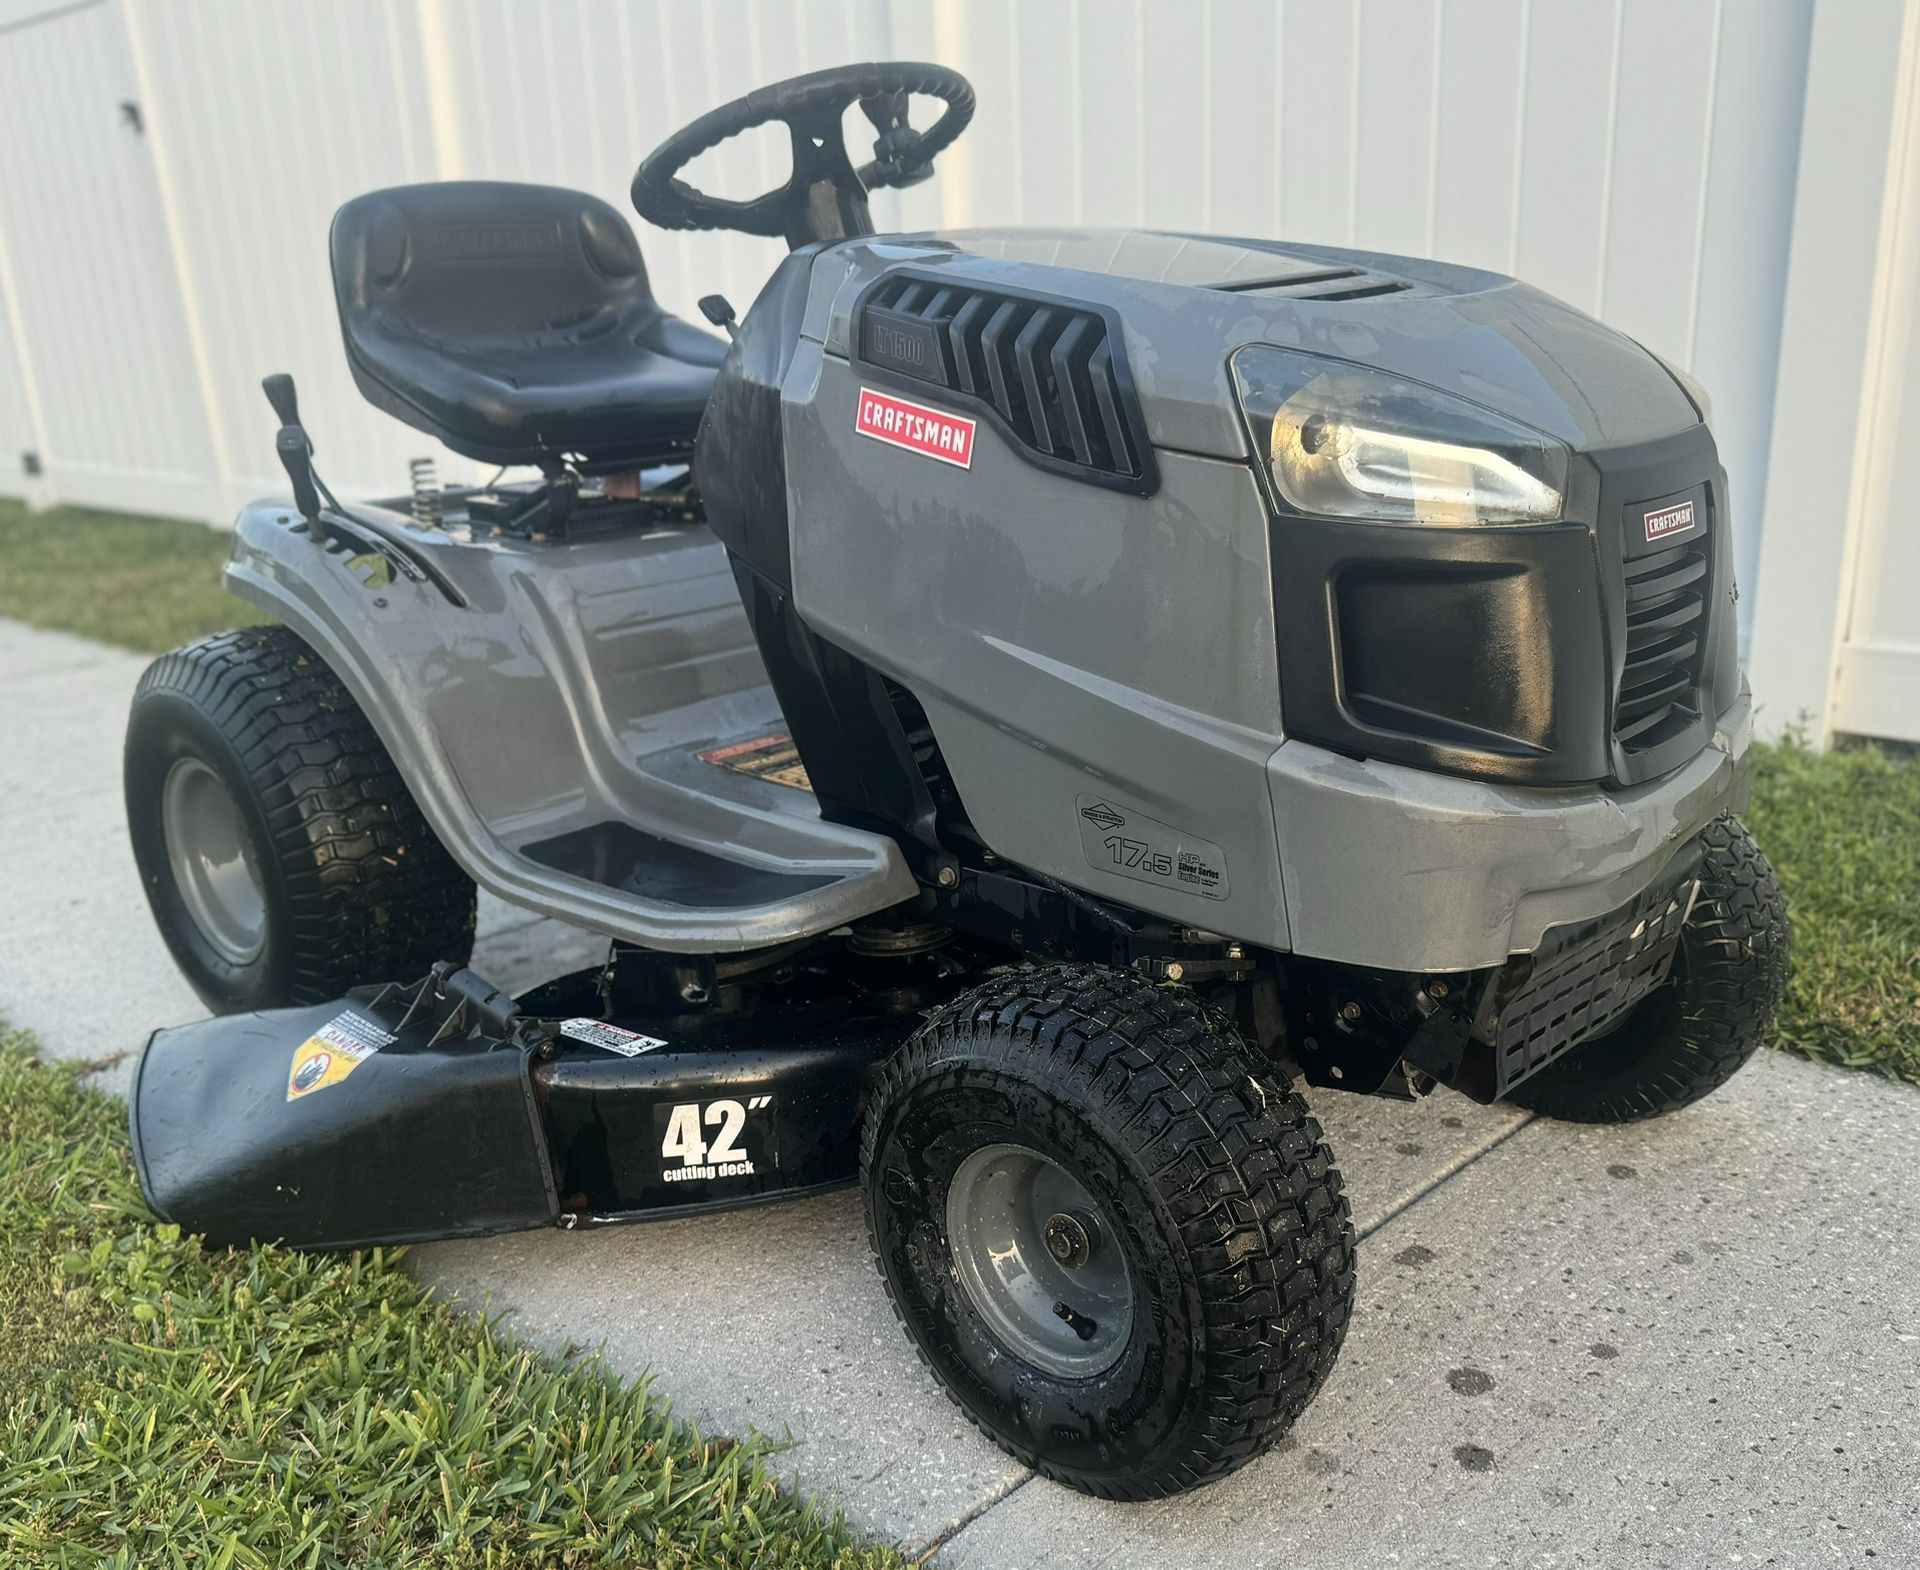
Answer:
[286, 1009, 396, 1102]
[697, 732, 813, 792]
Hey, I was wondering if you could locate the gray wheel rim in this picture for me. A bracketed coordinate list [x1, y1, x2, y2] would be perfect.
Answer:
[161, 757, 267, 965]
[945, 1142, 1134, 1378]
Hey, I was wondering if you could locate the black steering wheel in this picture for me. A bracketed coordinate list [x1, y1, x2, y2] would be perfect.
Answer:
[631, 62, 975, 250]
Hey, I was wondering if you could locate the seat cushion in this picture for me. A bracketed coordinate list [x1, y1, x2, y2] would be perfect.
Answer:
[331, 182, 728, 467]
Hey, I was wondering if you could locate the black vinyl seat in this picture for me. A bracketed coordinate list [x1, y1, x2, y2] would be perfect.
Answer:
[330, 182, 728, 468]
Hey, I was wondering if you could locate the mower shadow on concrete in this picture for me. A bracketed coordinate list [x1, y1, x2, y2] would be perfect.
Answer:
[414, 1029, 1920, 1567]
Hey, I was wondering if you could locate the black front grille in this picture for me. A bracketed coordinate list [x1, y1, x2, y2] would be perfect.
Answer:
[1615, 541, 1712, 751]
[1479, 848, 1699, 1095]
[856, 275, 1153, 491]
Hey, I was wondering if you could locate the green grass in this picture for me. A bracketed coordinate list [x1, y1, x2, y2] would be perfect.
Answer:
[1744, 734, 1920, 1084]
[0, 1030, 902, 1570]
[0, 499, 269, 653]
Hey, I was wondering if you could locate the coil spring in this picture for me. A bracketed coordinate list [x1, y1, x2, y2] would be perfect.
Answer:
[409, 457, 442, 524]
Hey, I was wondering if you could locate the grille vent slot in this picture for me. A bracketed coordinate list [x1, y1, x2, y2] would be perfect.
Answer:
[857, 275, 1152, 489]
[1615, 541, 1712, 750]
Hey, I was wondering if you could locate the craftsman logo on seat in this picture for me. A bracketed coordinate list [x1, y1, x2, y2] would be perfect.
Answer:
[855, 387, 976, 468]
[1643, 499, 1696, 544]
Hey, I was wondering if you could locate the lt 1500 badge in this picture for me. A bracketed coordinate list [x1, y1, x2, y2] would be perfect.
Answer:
[1075, 794, 1229, 901]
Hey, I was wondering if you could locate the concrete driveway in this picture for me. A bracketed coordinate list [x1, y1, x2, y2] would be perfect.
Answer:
[3, 614, 1915, 1567]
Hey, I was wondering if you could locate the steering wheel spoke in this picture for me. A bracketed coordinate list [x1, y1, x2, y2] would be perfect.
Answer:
[632, 63, 975, 248]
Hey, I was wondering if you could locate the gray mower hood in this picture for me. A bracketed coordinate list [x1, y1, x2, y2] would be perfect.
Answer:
[806, 227, 1699, 459]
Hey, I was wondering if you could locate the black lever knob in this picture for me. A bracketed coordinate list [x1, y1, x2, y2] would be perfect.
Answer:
[697, 295, 738, 340]
[261, 372, 305, 438]
[262, 371, 323, 532]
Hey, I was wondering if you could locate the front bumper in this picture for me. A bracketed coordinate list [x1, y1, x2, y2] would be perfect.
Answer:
[1267, 682, 1752, 972]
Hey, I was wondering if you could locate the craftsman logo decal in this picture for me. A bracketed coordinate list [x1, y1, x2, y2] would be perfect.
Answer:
[286, 1009, 395, 1101]
[560, 1018, 667, 1058]
[656, 1095, 776, 1184]
[1643, 499, 1696, 544]
[855, 387, 976, 468]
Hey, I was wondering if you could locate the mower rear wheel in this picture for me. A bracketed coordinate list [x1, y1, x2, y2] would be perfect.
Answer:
[862, 965, 1354, 1499]
[126, 625, 475, 1014]
[1505, 815, 1788, 1123]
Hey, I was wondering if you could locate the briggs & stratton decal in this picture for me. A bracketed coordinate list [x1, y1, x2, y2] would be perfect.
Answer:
[1075, 793, 1230, 901]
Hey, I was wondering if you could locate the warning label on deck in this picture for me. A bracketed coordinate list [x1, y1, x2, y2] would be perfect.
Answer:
[287, 1009, 395, 1101]
[698, 732, 812, 792]
[560, 1018, 668, 1058]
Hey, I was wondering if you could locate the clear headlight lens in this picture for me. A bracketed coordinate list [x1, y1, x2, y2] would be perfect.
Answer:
[1231, 346, 1570, 526]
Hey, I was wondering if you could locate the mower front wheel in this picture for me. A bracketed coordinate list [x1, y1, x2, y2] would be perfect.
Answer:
[862, 965, 1354, 1499]
[126, 625, 476, 1014]
[1505, 815, 1788, 1124]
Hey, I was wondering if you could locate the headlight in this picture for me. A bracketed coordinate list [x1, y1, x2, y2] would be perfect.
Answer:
[1231, 346, 1570, 526]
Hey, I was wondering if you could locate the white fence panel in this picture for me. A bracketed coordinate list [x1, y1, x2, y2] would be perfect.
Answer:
[1746, 0, 1920, 745]
[0, 0, 1815, 563]
[123, 0, 447, 508]
[0, 0, 220, 517]
[420, 0, 913, 343]
[0, 0, 1886, 730]
[0, 3, 52, 501]
[1831, 18, 1920, 744]
[0, 229, 39, 500]
[930, 0, 1813, 652]
[99, 0, 929, 510]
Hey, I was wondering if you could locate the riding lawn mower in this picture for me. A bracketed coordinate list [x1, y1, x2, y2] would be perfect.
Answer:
[123, 63, 1788, 1499]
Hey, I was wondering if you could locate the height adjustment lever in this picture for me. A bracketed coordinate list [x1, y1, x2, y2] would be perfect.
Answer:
[262, 372, 325, 540]
[697, 294, 738, 340]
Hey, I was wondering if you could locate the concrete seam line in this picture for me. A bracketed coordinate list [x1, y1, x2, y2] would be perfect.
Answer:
[915, 1471, 1034, 1564]
[1353, 1113, 1538, 1244]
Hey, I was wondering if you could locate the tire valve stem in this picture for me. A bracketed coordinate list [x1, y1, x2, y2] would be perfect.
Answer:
[1053, 1301, 1100, 1342]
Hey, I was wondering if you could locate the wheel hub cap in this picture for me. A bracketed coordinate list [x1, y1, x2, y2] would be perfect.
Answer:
[1043, 1211, 1092, 1268]
[161, 757, 266, 965]
[945, 1143, 1133, 1378]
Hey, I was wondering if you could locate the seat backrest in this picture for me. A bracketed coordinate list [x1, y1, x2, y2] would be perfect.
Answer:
[331, 181, 662, 351]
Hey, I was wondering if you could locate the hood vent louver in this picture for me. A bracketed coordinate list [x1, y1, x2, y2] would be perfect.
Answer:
[855, 273, 1157, 495]
[1211, 267, 1413, 302]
